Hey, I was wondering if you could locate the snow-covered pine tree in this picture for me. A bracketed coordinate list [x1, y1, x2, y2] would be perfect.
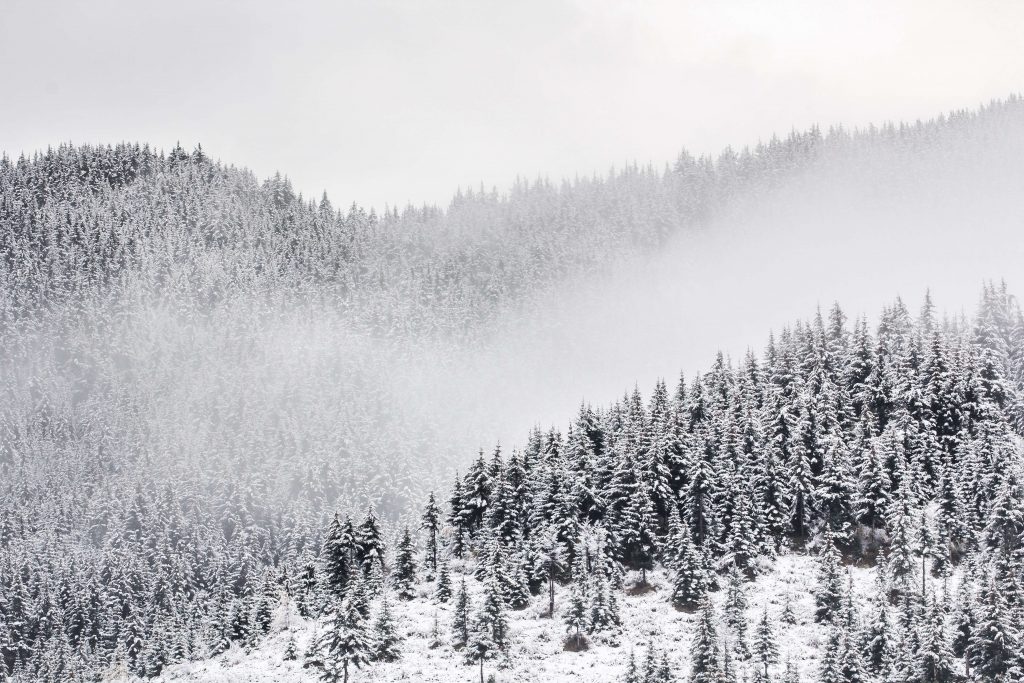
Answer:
[324, 514, 356, 597]
[781, 592, 798, 625]
[463, 450, 494, 534]
[752, 607, 779, 679]
[312, 600, 371, 683]
[371, 595, 400, 662]
[466, 574, 510, 682]
[690, 596, 723, 683]
[448, 473, 470, 558]
[723, 565, 750, 658]
[916, 593, 954, 683]
[784, 659, 801, 683]
[672, 521, 708, 611]
[814, 534, 845, 625]
[815, 438, 856, 544]
[452, 577, 471, 646]
[818, 627, 844, 683]
[284, 637, 298, 661]
[853, 437, 891, 531]
[538, 526, 565, 617]
[623, 649, 640, 683]
[355, 507, 386, 574]
[966, 574, 1020, 682]
[475, 574, 511, 653]
[391, 527, 417, 600]
[885, 486, 917, 595]
[435, 559, 452, 602]
[420, 492, 442, 575]
[862, 595, 893, 674]
[564, 580, 588, 650]
[346, 574, 371, 620]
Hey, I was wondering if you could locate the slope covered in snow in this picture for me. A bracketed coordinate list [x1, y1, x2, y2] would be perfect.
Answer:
[147, 555, 885, 683]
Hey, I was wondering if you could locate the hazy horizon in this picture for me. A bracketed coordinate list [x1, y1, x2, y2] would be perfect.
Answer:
[3, 0, 1024, 212]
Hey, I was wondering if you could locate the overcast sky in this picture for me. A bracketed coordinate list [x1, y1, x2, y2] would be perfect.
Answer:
[2, 0, 1022, 211]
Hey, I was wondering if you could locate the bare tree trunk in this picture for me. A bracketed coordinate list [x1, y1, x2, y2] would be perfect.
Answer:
[548, 564, 555, 617]
[480, 657, 484, 683]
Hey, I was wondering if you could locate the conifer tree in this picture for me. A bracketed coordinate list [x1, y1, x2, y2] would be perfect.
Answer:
[420, 492, 443, 575]
[784, 659, 801, 683]
[672, 527, 708, 611]
[346, 574, 371, 620]
[886, 493, 917, 595]
[854, 439, 891, 530]
[452, 577, 471, 646]
[690, 596, 723, 683]
[435, 559, 452, 603]
[814, 536, 845, 625]
[839, 632, 868, 683]
[643, 639, 661, 682]
[505, 547, 534, 609]
[475, 575, 510, 652]
[724, 566, 750, 659]
[588, 568, 621, 633]
[284, 637, 298, 661]
[466, 575, 510, 682]
[355, 507, 385, 574]
[391, 527, 417, 600]
[448, 474, 470, 558]
[724, 477, 760, 574]
[313, 600, 371, 683]
[752, 607, 779, 679]
[983, 466, 1024, 556]
[463, 451, 493, 534]
[663, 507, 688, 569]
[816, 441, 856, 543]
[949, 573, 975, 661]
[818, 627, 844, 683]
[564, 581, 588, 649]
[721, 645, 737, 683]
[781, 593, 798, 626]
[966, 576, 1020, 682]
[862, 598, 893, 674]
[371, 595, 401, 662]
[324, 514, 356, 597]
[916, 594, 954, 683]
[250, 574, 276, 642]
[624, 650, 641, 683]
[539, 527, 565, 617]
[465, 629, 497, 683]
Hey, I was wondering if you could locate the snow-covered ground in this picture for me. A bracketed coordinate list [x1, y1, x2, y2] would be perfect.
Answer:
[129, 554, 878, 683]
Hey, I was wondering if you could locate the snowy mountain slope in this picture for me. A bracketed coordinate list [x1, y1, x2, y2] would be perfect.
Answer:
[3, 100, 1024, 683]
[146, 556, 882, 683]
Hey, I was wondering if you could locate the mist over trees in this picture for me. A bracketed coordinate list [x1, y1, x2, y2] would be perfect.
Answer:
[0, 98, 1022, 680]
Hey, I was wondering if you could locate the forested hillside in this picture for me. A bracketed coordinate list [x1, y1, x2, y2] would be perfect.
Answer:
[165, 284, 1023, 683]
[0, 98, 1023, 681]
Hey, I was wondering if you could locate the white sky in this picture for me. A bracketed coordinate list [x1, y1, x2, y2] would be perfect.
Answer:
[2, 0, 1022, 211]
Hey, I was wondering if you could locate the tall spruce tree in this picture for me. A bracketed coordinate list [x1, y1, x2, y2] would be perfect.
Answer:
[752, 607, 779, 679]
[391, 527, 417, 600]
[371, 595, 401, 663]
[690, 596, 723, 683]
[312, 600, 371, 683]
[420, 492, 442, 574]
[814, 535, 845, 625]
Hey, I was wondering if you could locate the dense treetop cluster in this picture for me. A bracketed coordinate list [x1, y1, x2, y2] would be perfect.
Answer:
[313, 283, 1023, 683]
